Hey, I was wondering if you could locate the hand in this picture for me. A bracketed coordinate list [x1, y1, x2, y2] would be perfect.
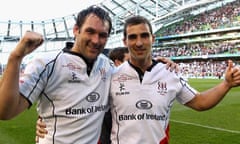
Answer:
[12, 31, 44, 59]
[35, 116, 48, 143]
[155, 56, 179, 73]
[224, 60, 240, 88]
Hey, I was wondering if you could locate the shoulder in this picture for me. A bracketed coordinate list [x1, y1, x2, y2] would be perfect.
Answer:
[27, 51, 61, 62]
[99, 53, 114, 65]
[98, 53, 110, 61]
[24, 51, 62, 71]
[111, 61, 129, 74]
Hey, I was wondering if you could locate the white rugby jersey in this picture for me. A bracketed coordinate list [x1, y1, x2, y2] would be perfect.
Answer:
[110, 61, 197, 144]
[19, 49, 113, 144]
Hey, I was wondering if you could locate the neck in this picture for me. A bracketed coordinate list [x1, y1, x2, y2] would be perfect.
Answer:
[71, 46, 96, 64]
[130, 56, 152, 72]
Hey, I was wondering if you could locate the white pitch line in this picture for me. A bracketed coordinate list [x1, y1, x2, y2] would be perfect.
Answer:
[171, 119, 240, 134]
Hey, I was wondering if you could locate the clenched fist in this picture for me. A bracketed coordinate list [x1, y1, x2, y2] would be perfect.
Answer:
[12, 31, 44, 58]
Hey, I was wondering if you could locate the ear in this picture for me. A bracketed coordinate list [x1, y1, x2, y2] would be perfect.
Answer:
[123, 38, 127, 47]
[152, 34, 155, 44]
[73, 24, 79, 35]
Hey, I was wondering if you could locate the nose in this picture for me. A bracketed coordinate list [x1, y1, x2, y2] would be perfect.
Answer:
[136, 37, 143, 47]
[91, 34, 100, 44]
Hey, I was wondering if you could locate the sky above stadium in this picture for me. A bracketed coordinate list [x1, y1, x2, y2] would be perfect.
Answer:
[0, 0, 103, 21]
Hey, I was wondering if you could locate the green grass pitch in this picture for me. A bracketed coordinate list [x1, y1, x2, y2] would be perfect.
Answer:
[0, 78, 239, 143]
[170, 78, 240, 144]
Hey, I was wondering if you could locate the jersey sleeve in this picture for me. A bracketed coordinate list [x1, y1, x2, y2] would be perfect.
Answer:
[19, 57, 52, 105]
[176, 77, 198, 104]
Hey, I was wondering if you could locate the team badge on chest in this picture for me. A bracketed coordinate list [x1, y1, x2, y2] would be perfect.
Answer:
[157, 81, 167, 95]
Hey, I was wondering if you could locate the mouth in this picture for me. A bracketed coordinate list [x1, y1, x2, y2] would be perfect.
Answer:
[89, 47, 99, 52]
[133, 48, 147, 56]
[135, 48, 146, 53]
[88, 43, 100, 50]
[88, 45, 103, 56]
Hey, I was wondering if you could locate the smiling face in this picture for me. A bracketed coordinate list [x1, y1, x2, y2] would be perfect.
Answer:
[72, 13, 110, 62]
[123, 23, 155, 65]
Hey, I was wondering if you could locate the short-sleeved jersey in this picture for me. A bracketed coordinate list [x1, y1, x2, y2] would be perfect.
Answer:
[19, 49, 113, 144]
[110, 61, 197, 144]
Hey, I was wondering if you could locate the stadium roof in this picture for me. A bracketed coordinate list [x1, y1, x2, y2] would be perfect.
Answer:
[0, 0, 236, 42]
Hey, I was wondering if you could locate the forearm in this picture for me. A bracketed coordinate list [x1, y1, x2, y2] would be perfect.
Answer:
[188, 80, 231, 111]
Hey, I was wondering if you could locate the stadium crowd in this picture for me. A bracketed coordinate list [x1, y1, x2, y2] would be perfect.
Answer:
[157, 0, 240, 36]
[152, 42, 240, 57]
[151, 0, 240, 79]
[179, 60, 227, 79]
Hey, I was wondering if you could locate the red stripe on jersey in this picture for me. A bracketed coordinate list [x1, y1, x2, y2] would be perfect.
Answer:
[160, 124, 170, 144]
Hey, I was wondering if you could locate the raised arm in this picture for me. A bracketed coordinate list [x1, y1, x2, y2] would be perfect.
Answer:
[0, 31, 44, 120]
[186, 60, 240, 111]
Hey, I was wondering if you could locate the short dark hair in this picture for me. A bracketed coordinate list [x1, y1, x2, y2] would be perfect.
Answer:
[108, 47, 129, 62]
[123, 15, 152, 38]
[76, 5, 112, 36]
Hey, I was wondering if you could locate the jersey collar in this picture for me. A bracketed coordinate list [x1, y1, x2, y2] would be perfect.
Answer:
[63, 48, 95, 76]
[128, 59, 158, 82]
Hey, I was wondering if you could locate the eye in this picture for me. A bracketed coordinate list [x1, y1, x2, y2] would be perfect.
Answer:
[141, 33, 150, 38]
[85, 28, 95, 34]
[99, 32, 108, 39]
[128, 34, 137, 40]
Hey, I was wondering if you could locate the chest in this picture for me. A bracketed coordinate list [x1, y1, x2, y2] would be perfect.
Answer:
[43, 56, 111, 104]
[110, 73, 181, 112]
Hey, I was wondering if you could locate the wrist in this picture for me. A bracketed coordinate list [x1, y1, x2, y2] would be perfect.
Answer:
[9, 51, 24, 62]
[222, 79, 232, 89]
